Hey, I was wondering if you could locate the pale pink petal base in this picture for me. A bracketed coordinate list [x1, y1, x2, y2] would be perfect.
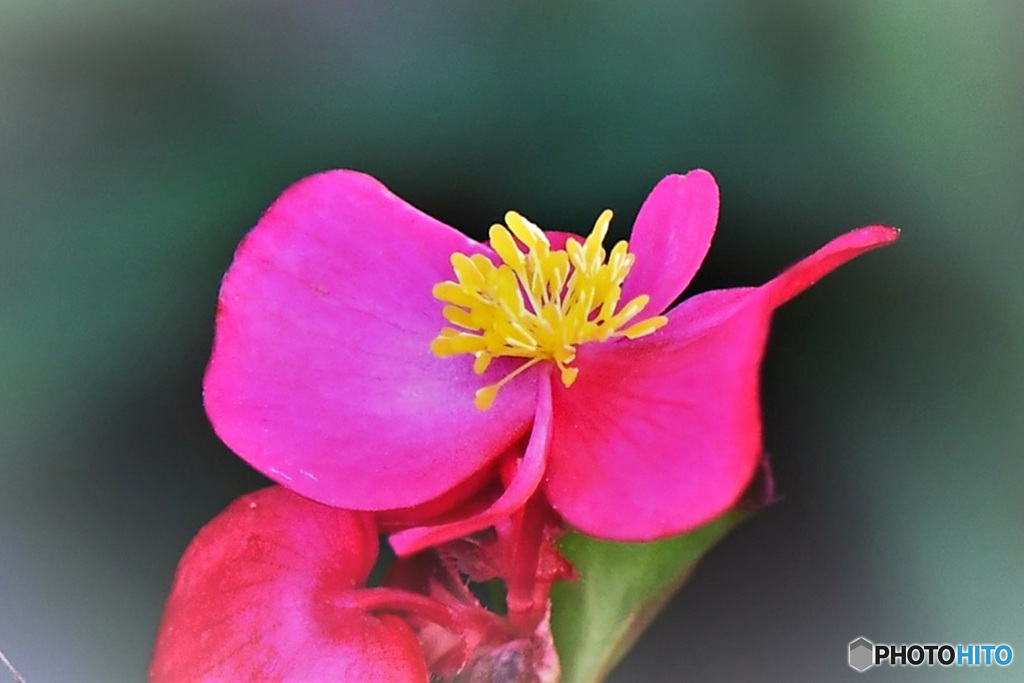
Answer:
[389, 372, 554, 556]
[150, 487, 429, 682]
[205, 171, 537, 510]
[545, 226, 898, 540]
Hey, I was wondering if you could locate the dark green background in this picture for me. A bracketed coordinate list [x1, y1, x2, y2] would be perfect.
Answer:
[1, 2, 1020, 680]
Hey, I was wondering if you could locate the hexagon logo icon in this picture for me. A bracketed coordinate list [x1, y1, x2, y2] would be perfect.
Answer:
[849, 637, 875, 672]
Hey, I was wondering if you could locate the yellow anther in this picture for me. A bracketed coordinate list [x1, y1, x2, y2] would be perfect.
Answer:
[433, 210, 668, 409]
[474, 384, 500, 411]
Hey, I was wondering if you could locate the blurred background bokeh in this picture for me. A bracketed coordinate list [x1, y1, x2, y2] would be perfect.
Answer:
[1, 1, 1021, 680]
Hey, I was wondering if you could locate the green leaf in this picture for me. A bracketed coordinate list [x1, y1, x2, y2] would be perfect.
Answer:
[550, 511, 748, 683]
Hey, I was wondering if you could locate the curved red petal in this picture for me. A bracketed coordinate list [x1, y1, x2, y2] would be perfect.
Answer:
[545, 225, 898, 540]
[150, 487, 428, 682]
[544, 288, 768, 540]
[620, 170, 720, 315]
[204, 171, 536, 510]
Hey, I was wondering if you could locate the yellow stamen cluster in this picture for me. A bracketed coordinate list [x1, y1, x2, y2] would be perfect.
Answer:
[431, 210, 668, 410]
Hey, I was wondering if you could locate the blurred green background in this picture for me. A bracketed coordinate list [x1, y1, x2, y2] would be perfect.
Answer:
[1, 1, 1021, 680]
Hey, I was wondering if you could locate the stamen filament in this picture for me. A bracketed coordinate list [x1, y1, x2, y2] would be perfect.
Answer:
[475, 358, 544, 410]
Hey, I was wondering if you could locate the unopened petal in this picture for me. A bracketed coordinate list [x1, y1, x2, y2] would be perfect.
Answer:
[204, 171, 536, 510]
[150, 486, 428, 682]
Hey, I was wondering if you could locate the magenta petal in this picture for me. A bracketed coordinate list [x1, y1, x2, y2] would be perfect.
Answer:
[765, 224, 899, 305]
[150, 487, 428, 682]
[543, 288, 770, 540]
[389, 372, 554, 556]
[620, 170, 720, 315]
[204, 171, 537, 510]
[545, 225, 898, 540]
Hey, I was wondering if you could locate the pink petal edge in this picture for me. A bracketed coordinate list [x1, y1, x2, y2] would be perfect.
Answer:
[766, 224, 899, 306]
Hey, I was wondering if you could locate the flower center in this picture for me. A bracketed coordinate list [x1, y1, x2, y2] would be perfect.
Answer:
[431, 210, 668, 409]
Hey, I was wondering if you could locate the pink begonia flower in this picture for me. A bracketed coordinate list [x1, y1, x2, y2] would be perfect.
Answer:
[149, 486, 429, 681]
[204, 170, 897, 547]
